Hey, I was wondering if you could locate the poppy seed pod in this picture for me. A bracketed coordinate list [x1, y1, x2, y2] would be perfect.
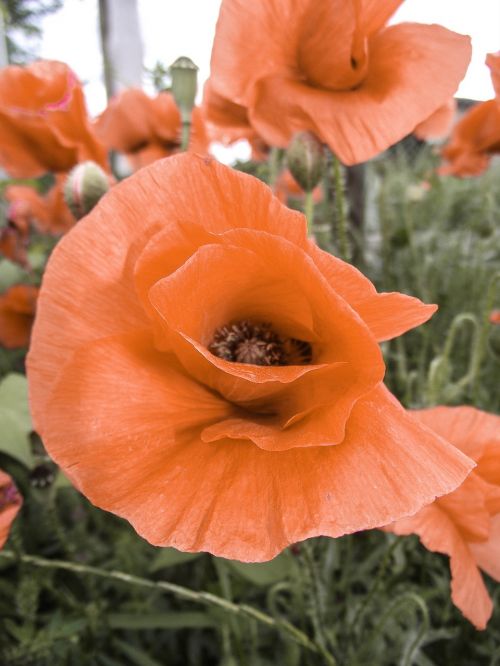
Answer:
[64, 161, 109, 220]
[170, 56, 198, 121]
[286, 132, 325, 192]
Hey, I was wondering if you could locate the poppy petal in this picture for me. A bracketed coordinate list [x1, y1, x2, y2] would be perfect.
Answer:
[44, 337, 473, 561]
[250, 24, 471, 164]
[388, 504, 492, 630]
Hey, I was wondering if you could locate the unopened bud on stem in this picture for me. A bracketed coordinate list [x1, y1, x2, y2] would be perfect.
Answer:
[286, 131, 325, 192]
[64, 161, 109, 220]
[170, 56, 198, 120]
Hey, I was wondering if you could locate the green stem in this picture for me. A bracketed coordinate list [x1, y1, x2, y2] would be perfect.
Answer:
[180, 117, 191, 151]
[304, 189, 314, 232]
[301, 542, 337, 665]
[471, 271, 500, 402]
[348, 537, 399, 635]
[0, 550, 324, 658]
[332, 156, 351, 262]
[268, 147, 283, 189]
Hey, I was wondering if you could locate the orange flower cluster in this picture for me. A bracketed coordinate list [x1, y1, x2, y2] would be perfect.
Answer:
[206, 0, 471, 165]
[0, 284, 39, 349]
[95, 88, 209, 172]
[28, 154, 473, 561]
[386, 407, 500, 630]
[441, 52, 500, 176]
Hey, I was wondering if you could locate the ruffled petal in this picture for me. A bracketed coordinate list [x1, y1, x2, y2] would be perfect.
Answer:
[250, 24, 471, 164]
[43, 337, 473, 561]
[27, 155, 308, 432]
[388, 504, 492, 630]
[471, 514, 500, 582]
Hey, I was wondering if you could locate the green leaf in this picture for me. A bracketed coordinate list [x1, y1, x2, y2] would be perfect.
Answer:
[225, 551, 294, 586]
[0, 259, 27, 291]
[108, 612, 216, 630]
[0, 373, 33, 466]
[149, 547, 202, 572]
[113, 638, 164, 666]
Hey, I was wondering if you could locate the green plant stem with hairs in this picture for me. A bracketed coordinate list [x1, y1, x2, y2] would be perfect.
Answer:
[0, 550, 333, 663]
[329, 155, 350, 262]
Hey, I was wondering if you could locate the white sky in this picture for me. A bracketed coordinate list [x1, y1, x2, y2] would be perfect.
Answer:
[38, 0, 500, 118]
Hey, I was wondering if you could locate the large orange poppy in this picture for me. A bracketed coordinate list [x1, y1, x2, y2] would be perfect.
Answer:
[0, 470, 22, 549]
[441, 52, 500, 177]
[0, 60, 107, 178]
[95, 88, 209, 171]
[6, 176, 75, 236]
[385, 407, 500, 630]
[208, 0, 471, 165]
[28, 154, 473, 561]
[0, 284, 39, 349]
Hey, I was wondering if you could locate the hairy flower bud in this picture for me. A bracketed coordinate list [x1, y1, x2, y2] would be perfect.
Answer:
[170, 56, 198, 121]
[286, 131, 325, 192]
[64, 161, 109, 220]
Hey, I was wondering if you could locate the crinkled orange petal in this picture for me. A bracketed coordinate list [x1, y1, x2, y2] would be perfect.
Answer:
[298, 1, 366, 91]
[359, 0, 404, 35]
[95, 88, 154, 153]
[203, 80, 255, 144]
[309, 243, 436, 340]
[209, 0, 300, 106]
[0, 284, 38, 348]
[148, 234, 383, 430]
[353, 293, 437, 342]
[249, 24, 471, 165]
[415, 406, 500, 463]
[28, 154, 308, 433]
[388, 504, 492, 630]
[0, 61, 107, 176]
[414, 98, 456, 141]
[486, 52, 500, 103]
[43, 335, 473, 561]
[470, 514, 500, 582]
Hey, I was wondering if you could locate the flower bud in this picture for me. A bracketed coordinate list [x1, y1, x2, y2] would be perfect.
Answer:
[286, 131, 325, 192]
[64, 161, 109, 220]
[170, 56, 198, 121]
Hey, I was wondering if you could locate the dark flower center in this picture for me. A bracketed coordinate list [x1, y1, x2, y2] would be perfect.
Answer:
[208, 320, 313, 366]
[0, 482, 21, 510]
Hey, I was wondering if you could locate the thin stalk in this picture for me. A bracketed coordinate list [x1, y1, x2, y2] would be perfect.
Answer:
[471, 271, 500, 402]
[301, 542, 338, 665]
[0, 550, 325, 658]
[332, 156, 351, 262]
[180, 117, 191, 152]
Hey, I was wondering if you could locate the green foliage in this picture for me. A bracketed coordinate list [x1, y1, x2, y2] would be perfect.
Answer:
[0, 372, 33, 466]
[1, 0, 63, 64]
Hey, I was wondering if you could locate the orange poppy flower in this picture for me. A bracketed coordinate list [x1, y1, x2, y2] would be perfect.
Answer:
[28, 154, 473, 561]
[441, 52, 500, 177]
[0, 470, 22, 549]
[208, 0, 471, 165]
[95, 88, 209, 171]
[0, 60, 107, 178]
[385, 406, 500, 630]
[0, 284, 39, 349]
[490, 310, 500, 325]
[413, 98, 456, 142]
[6, 176, 75, 236]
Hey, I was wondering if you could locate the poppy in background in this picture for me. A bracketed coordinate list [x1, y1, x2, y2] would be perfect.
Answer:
[441, 52, 500, 177]
[95, 88, 209, 171]
[0, 60, 107, 178]
[208, 0, 471, 165]
[386, 406, 500, 630]
[0, 284, 39, 349]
